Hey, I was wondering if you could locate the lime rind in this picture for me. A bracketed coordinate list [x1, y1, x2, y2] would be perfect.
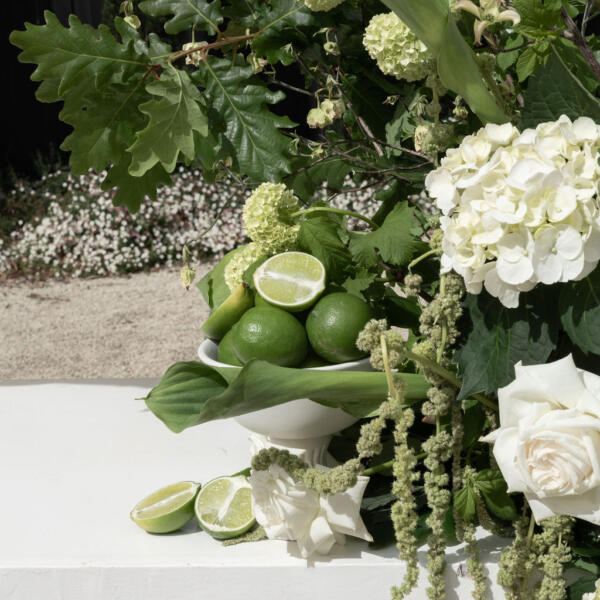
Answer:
[194, 475, 256, 540]
[253, 252, 326, 311]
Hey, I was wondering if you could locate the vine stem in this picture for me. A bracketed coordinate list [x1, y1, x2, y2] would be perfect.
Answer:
[363, 453, 426, 476]
[407, 249, 437, 271]
[292, 206, 379, 230]
[402, 348, 498, 412]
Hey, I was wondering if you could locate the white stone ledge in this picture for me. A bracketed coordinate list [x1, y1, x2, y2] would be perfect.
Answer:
[0, 381, 509, 600]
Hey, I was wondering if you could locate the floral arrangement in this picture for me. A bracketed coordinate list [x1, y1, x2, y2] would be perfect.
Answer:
[11, 0, 600, 598]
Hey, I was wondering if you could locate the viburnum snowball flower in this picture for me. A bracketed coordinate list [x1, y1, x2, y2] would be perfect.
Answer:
[302, 0, 345, 11]
[425, 115, 600, 308]
[224, 243, 265, 291]
[363, 13, 433, 82]
[242, 183, 301, 256]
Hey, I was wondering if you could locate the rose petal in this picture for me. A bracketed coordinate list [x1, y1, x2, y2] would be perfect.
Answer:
[487, 428, 529, 493]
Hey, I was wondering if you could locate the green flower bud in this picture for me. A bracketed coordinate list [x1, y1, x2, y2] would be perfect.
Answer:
[307, 107, 333, 129]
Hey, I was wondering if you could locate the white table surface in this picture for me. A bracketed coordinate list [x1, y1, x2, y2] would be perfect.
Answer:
[0, 381, 509, 600]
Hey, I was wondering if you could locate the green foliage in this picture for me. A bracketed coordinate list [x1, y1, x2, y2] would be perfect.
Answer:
[512, 0, 563, 39]
[559, 268, 600, 356]
[145, 359, 429, 432]
[521, 48, 600, 128]
[297, 213, 352, 283]
[197, 247, 245, 310]
[454, 469, 518, 522]
[455, 292, 558, 400]
[138, 0, 224, 35]
[128, 66, 208, 176]
[348, 202, 426, 268]
[381, 0, 509, 124]
[193, 56, 294, 182]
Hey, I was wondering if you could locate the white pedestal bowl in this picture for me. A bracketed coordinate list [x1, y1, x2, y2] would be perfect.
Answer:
[197, 339, 372, 457]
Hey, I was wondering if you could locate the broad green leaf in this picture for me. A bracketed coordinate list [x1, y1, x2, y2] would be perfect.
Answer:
[559, 269, 600, 356]
[138, 0, 223, 35]
[196, 247, 245, 311]
[194, 56, 294, 182]
[145, 359, 429, 432]
[10, 12, 148, 96]
[379, 292, 421, 331]
[128, 66, 208, 176]
[496, 34, 524, 71]
[289, 157, 354, 202]
[454, 484, 477, 522]
[567, 573, 598, 600]
[102, 158, 171, 211]
[512, 0, 562, 39]
[454, 292, 558, 400]
[297, 215, 352, 284]
[474, 469, 518, 521]
[521, 47, 600, 128]
[516, 43, 550, 82]
[381, 0, 508, 124]
[342, 269, 377, 300]
[348, 203, 426, 268]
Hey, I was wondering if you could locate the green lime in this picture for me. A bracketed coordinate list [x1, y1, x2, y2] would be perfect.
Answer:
[217, 328, 243, 366]
[253, 252, 326, 312]
[201, 283, 254, 341]
[254, 293, 272, 308]
[194, 476, 255, 540]
[232, 306, 308, 367]
[130, 481, 200, 534]
[306, 292, 374, 363]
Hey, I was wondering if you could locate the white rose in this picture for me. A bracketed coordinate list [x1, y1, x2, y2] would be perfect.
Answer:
[482, 355, 600, 524]
[249, 465, 373, 558]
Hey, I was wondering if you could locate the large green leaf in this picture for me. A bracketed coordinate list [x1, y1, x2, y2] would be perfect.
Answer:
[297, 214, 352, 284]
[381, 0, 508, 124]
[128, 65, 208, 176]
[559, 269, 600, 356]
[521, 47, 600, 128]
[348, 202, 425, 268]
[101, 158, 172, 211]
[138, 0, 223, 35]
[145, 359, 430, 432]
[196, 247, 246, 311]
[289, 156, 354, 202]
[193, 56, 294, 182]
[454, 292, 558, 400]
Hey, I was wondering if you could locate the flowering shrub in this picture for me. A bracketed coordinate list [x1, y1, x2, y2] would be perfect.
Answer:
[426, 116, 600, 307]
[0, 170, 379, 278]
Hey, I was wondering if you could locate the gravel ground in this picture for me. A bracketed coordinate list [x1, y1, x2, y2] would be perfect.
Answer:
[0, 265, 213, 380]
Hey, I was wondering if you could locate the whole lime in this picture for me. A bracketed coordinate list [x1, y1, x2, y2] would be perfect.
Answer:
[217, 328, 243, 366]
[232, 307, 308, 367]
[306, 293, 374, 363]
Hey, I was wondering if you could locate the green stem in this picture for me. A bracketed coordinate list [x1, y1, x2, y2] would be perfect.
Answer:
[407, 249, 437, 271]
[380, 335, 398, 403]
[526, 512, 536, 548]
[403, 349, 498, 412]
[292, 206, 379, 230]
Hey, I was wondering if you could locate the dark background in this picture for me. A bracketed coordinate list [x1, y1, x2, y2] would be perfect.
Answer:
[4, 2, 104, 184]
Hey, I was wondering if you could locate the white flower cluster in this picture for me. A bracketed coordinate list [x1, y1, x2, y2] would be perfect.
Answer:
[425, 115, 600, 308]
[0, 168, 246, 278]
[363, 13, 433, 82]
[301, 0, 345, 11]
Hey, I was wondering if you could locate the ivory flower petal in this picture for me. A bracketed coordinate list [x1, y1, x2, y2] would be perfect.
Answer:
[482, 356, 600, 525]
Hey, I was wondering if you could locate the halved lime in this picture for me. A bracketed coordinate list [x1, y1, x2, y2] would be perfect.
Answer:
[130, 481, 200, 534]
[253, 251, 326, 312]
[194, 475, 255, 540]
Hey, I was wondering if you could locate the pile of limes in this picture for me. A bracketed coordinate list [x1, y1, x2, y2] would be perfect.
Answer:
[201, 251, 374, 367]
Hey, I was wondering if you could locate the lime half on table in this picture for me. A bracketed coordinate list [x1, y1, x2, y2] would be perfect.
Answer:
[253, 251, 326, 312]
[195, 475, 255, 540]
[131, 481, 200, 533]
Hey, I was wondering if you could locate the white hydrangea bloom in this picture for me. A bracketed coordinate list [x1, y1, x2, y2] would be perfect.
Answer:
[363, 13, 433, 82]
[224, 242, 265, 292]
[242, 183, 301, 256]
[302, 0, 345, 11]
[425, 115, 600, 308]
